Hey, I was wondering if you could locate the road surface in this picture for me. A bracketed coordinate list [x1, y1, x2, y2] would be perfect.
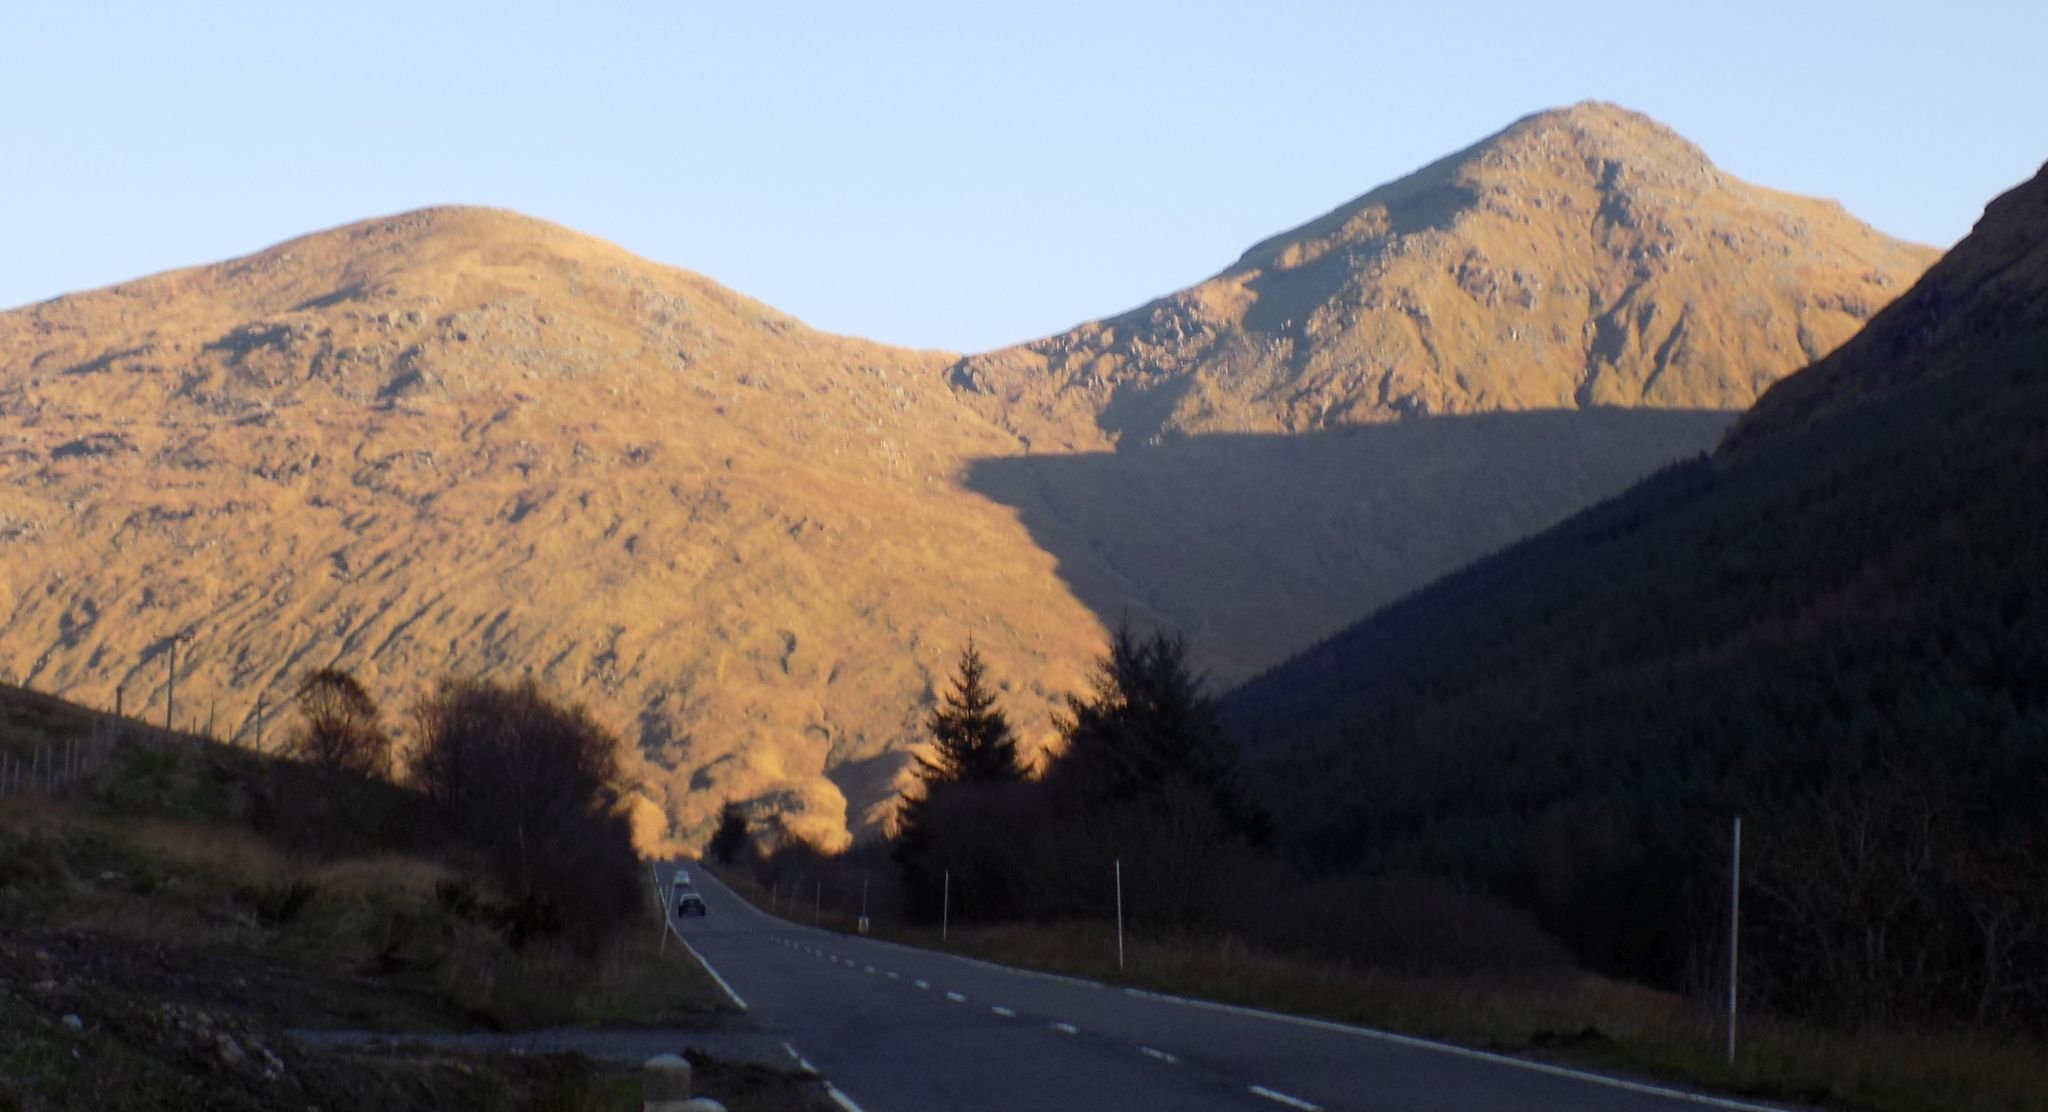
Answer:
[658, 860, 1792, 1112]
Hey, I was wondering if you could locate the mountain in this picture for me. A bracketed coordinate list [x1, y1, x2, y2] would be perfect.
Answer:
[0, 207, 1105, 849]
[1221, 162, 2048, 1005]
[951, 101, 1935, 451]
[0, 107, 1936, 847]
[1724, 159, 2048, 453]
[949, 102, 1936, 677]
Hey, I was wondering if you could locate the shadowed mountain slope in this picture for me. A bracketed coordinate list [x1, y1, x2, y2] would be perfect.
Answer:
[965, 407, 1736, 681]
[1221, 163, 2048, 989]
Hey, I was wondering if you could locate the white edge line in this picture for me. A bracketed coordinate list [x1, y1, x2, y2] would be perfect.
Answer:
[1249, 1084, 1322, 1111]
[649, 861, 747, 1012]
[682, 862, 1779, 1111]
[1051, 1022, 1079, 1034]
[991, 1005, 1017, 1017]
[1137, 1045, 1178, 1064]
[786, 1038, 868, 1112]
[945, 991, 968, 1003]
[1121, 987, 1788, 1112]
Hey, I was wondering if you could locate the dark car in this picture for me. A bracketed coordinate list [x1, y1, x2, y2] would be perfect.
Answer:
[674, 887, 707, 917]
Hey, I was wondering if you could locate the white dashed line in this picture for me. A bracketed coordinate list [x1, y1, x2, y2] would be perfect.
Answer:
[864, 965, 876, 974]
[1051, 1022, 1079, 1035]
[885, 971, 899, 980]
[945, 991, 968, 1003]
[1248, 1085, 1322, 1111]
[1138, 1046, 1179, 1064]
[991, 1006, 1017, 1017]
[914, 979, 930, 990]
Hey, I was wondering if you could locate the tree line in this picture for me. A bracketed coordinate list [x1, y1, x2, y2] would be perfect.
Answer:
[718, 628, 1568, 979]
[283, 668, 641, 950]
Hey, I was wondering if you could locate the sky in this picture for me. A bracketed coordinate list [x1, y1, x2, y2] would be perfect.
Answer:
[4, 1, 2045, 354]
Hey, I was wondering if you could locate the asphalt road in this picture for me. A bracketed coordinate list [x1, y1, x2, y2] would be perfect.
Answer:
[658, 860, 1795, 1112]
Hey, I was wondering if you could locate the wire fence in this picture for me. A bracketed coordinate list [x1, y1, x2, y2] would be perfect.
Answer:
[0, 675, 278, 804]
[0, 712, 125, 801]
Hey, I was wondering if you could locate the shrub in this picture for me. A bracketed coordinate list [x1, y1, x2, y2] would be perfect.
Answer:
[285, 668, 391, 780]
[408, 677, 641, 952]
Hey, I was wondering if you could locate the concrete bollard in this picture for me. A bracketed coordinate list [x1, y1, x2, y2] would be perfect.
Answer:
[642, 1054, 727, 1112]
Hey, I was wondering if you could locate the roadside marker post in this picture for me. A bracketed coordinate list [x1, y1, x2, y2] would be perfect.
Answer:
[1727, 814, 1742, 1064]
[1115, 858, 1126, 972]
[942, 870, 950, 944]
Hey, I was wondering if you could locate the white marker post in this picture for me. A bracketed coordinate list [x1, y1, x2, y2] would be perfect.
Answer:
[1727, 814, 1742, 1064]
[942, 869, 950, 944]
[1115, 858, 1125, 972]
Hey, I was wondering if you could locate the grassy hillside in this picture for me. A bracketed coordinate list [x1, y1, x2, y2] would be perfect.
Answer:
[1223, 165, 2048, 1027]
[0, 683, 828, 1111]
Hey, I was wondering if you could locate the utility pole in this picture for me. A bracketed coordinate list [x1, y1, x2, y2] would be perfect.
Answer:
[164, 638, 178, 732]
[1727, 815, 1742, 1065]
[814, 880, 822, 925]
[162, 630, 194, 733]
[942, 870, 950, 944]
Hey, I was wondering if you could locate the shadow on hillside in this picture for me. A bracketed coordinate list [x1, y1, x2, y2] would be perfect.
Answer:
[963, 407, 1737, 686]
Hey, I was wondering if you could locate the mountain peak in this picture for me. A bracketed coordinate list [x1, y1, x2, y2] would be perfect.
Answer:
[952, 106, 1936, 453]
[1230, 101, 1720, 275]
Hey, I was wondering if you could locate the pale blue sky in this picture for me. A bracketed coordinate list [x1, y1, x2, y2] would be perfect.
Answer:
[5, 1, 2044, 352]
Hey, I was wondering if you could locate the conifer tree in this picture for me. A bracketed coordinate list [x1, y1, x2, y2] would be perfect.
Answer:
[1047, 624, 1265, 842]
[915, 639, 1026, 787]
[893, 640, 1027, 918]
